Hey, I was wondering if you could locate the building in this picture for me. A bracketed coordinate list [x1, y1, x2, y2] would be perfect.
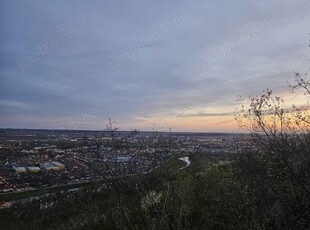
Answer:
[51, 161, 65, 169]
[13, 167, 26, 173]
[41, 162, 60, 171]
[26, 167, 41, 173]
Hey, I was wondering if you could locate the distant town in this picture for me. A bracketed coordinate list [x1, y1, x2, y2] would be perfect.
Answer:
[0, 128, 254, 207]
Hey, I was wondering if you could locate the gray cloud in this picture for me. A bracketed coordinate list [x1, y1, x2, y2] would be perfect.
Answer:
[1, 0, 310, 131]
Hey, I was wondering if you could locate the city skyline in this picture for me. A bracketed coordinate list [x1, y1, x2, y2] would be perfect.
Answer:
[1, 0, 310, 132]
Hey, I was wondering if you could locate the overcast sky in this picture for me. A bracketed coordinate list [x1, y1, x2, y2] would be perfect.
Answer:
[1, 0, 310, 132]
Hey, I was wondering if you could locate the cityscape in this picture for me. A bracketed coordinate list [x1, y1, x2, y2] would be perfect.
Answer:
[0, 129, 252, 201]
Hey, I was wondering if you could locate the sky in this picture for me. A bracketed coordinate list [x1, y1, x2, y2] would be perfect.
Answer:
[1, 0, 310, 132]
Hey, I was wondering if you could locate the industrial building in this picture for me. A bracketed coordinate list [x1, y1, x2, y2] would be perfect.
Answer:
[13, 167, 26, 173]
[41, 162, 61, 171]
[26, 167, 41, 173]
[51, 161, 65, 169]
[41, 161, 65, 171]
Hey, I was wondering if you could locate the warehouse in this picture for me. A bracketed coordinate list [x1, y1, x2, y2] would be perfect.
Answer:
[51, 161, 65, 169]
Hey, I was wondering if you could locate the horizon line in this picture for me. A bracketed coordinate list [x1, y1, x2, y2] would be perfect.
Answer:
[0, 127, 247, 135]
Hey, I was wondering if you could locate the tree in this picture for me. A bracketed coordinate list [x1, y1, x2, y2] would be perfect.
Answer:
[234, 56, 310, 228]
